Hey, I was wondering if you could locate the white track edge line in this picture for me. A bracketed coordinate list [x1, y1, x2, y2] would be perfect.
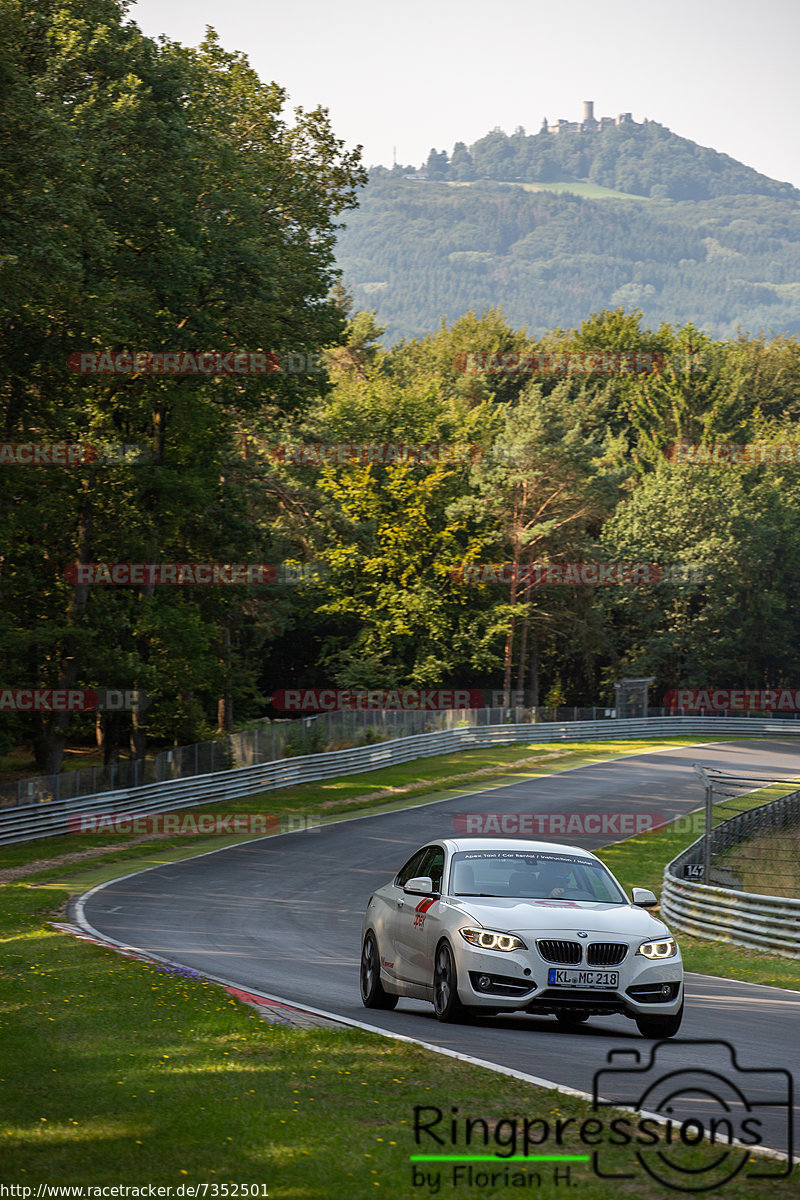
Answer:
[73, 736, 800, 997]
[63, 911, 792, 1165]
[70, 736, 797, 1167]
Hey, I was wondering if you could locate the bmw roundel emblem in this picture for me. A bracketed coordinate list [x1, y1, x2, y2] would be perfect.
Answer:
[577, 931, 588, 938]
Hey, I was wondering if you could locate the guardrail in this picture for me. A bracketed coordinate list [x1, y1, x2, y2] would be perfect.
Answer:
[0, 704, 574, 809]
[3, 704, 634, 810]
[661, 789, 800, 958]
[3, 714, 800, 848]
[8, 702, 798, 810]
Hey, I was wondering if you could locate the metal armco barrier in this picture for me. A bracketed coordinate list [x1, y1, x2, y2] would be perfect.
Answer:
[662, 788, 800, 958]
[3, 715, 800, 847]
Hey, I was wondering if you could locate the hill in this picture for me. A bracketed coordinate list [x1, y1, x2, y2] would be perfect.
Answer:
[335, 122, 800, 343]
[441, 121, 799, 201]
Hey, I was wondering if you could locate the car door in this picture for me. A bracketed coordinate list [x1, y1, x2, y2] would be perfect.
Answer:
[383, 847, 429, 981]
[395, 844, 446, 987]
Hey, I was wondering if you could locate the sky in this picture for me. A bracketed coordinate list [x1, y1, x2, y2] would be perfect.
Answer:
[128, 0, 800, 188]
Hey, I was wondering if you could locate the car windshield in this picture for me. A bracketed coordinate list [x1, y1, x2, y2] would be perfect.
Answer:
[449, 850, 627, 904]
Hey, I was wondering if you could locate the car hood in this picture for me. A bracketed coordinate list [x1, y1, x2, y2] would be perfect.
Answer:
[448, 897, 670, 939]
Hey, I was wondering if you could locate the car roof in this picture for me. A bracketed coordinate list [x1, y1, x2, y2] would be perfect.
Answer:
[439, 837, 597, 859]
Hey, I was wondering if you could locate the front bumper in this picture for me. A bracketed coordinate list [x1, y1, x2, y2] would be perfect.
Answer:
[452, 936, 684, 1019]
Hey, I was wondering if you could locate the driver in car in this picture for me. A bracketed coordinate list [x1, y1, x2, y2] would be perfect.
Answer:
[538, 862, 573, 898]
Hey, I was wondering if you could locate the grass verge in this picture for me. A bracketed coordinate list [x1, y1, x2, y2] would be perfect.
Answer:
[1, 880, 796, 1196]
[0, 736, 721, 876]
[594, 781, 800, 989]
[5, 735, 799, 990]
[716, 825, 800, 897]
[3, 736, 799, 1192]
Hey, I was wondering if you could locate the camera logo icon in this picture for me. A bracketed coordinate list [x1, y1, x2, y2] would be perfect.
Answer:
[592, 1039, 793, 1191]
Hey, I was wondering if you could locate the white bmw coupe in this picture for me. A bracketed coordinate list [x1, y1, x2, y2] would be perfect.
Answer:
[360, 837, 684, 1037]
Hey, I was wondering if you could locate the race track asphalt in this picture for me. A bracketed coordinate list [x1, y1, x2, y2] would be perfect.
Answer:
[78, 738, 800, 1159]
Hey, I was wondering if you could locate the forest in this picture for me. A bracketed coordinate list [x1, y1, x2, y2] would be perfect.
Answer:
[4, 0, 800, 777]
[336, 177, 800, 342]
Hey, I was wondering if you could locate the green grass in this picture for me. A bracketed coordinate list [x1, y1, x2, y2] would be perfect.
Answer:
[447, 179, 644, 200]
[5, 734, 799, 991]
[510, 180, 643, 199]
[3, 736, 799, 1191]
[0, 736, 721, 875]
[716, 826, 800, 897]
[594, 783, 800, 990]
[709, 782, 800, 899]
[0, 744, 112, 784]
[6, 734, 800, 993]
[1, 882, 796, 1195]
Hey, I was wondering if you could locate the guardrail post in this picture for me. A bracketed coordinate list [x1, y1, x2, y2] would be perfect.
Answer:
[693, 764, 715, 886]
[704, 782, 713, 885]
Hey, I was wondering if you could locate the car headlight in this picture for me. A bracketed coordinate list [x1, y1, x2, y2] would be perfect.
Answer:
[637, 936, 677, 959]
[460, 928, 527, 952]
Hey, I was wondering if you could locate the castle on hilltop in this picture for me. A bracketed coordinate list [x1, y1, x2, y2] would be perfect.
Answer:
[541, 101, 635, 134]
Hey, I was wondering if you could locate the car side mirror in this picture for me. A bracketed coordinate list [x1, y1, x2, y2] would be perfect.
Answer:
[403, 875, 435, 896]
[632, 887, 658, 908]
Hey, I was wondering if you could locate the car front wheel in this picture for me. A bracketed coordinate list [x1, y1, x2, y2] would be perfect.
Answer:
[360, 932, 398, 1010]
[635, 1000, 684, 1039]
[433, 941, 467, 1022]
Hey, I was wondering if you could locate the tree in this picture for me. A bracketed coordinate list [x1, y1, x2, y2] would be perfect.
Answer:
[425, 149, 449, 180]
[0, 1, 365, 770]
[450, 141, 475, 182]
[600, 463, 800, 689]
[450, 387, 603, 703]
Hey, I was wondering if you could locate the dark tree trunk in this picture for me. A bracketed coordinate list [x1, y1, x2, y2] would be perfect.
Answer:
[529, 632, 539, 708]
[99, 711, 123, 786]
[33, 477, 93, 772]
[217, 623, 233, 731]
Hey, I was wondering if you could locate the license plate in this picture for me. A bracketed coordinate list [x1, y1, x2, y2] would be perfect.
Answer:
[547, 968, 619, 988]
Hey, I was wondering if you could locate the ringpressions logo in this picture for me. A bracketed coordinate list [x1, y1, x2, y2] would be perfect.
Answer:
[408, 1040, 793, 1193]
